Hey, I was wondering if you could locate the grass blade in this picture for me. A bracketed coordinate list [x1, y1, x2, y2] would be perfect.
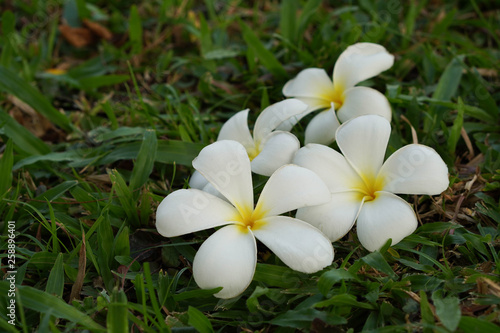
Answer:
[447, 97, 465, 154]
[0, 108, 50, 155]
[129, 5, 143, 55]
[279, 0, 297, 44]
[188, 306, 214, 333]
[0, 66, 72, 132]
[107, 287, 129, 333]
[0, 282, 105, 331]
[130, 129, 158, 192]
[240, 20, 287, 78]
[425, 55, 465, 132]
[45, 253, 64, 297]
[0, 139, 13, 196]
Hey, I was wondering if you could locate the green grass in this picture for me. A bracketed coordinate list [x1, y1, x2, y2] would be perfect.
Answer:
[0, 0, 499, 331]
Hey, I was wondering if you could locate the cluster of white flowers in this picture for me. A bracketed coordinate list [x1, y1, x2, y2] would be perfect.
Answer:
[155, 43, 449, 299]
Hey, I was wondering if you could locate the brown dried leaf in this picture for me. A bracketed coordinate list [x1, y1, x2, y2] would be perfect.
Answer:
[59, 24, 95, 48]
[82, 19, 112, 40]
[69, 233, 86, 302]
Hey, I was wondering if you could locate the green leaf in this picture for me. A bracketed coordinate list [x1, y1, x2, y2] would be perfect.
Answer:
[188, 306, 214, 333]
[279, 0, 298, 43]
[432, 290, 461, 332]
[0, 108, 50, 155]
[129, 129, 157, 192]
[97, 140, 204, 167]
[78, 74, 130, 90]
[108, 169, 139, 227]
[253, 263, 301, 288]
[0, 66, 72, 132]
[314, 293, 376, 310]
[317, 268, 358, 296]
[32, 181, 79, 205]
[129, 5, 143, 54]
[107, 287, 129, 333]
[361, 251, 397, 280]
[419, 290, 435, 331]
[459, 316, 500, 332]
[1, 11, 15, 67]
[246, 286, 270, 313]
[447, 97, 465, 154]
[75, 0, 91, 19]
[240, 20, 286, 78]
[114, 226, 130, 257]
[0, 139, 13, 195]
[173, 287, 222, 302]
[13, 150, 83, 169]
[45, 253, 64, 297]
[296, 0, 321, 40]
[425, 55, 465, 132]
[0, 282, 105, 331]
[271, 308, 346, 328]
[97, 210, 115, 289]
[0, 316, 19, 333]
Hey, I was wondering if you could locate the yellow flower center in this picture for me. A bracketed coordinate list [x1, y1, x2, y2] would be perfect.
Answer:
[246, 146, 259, 161]
[355, 173, 385, 202]
[319, 84, 345, 110]
[233, 204, 267, 233]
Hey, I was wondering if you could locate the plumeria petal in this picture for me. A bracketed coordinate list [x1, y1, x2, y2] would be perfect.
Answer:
[253, 216, 334, 273]
[201, 183, 228, 202]
[337, 87, 392, 123]
[304, 106, 341, 145]
[282, 68, 334, 101]
[378, 144, 449, 195]
[253, 99, 308, 143]
[250, 131, 300, 176]
[217, 109, 254, 149]
[189, 170, 209, 190]
[296, 191, 363, 241]
[293, 143, 363, 192]
[333, 43, 394, 89]
[255, 164, 331, 217]
[156, 189, 238, 237]
[193, 225, 257, 299]
[336, 115, 391, 179]
[192, 140, 254, 210]
[356, 191, 418, 252]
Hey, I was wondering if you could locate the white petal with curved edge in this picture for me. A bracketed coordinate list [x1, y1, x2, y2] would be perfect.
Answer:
[193, 140, 254, 209]
[336, 115, 391, 179]
[296, 191, 363, 241]
[275, 99, 326, 131]
[193, 225, 257, 299]
[304, 107, 341, 145]
[283, 68, 334, 99]
[189, 170, 209, 189]
[156, 189, 238, 237]
[217, 109, 254, 149]
[333, 43, 394, 89]
[201, 183, 228, 202]
[293, 143, 363, 192]
[255, 164, 331, 217]
[251, 131, 300, 177]
[253, 216, 334, 273]
[337, 87, 392, 123]
[253, 99, 307, 142]
[356, 191, 418, 252]
[378, 144, 449, 195]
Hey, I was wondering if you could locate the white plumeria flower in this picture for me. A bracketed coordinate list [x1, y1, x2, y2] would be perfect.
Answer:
[282, 42, 394, 145]
[156, 140, 334, 299]
[189, 99, 308, 191]
[293, 115, 449, 252]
